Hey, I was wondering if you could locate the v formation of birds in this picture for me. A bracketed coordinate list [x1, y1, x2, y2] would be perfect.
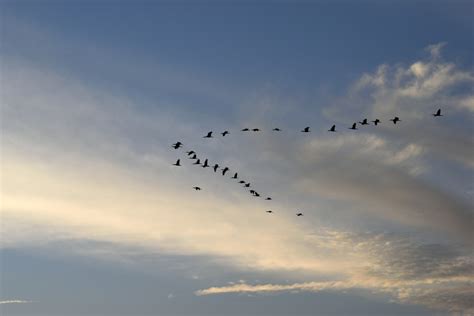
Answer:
[172, 109, 443, 217]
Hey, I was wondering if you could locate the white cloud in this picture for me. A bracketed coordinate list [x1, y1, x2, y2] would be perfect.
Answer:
[0, 300, 35, 304]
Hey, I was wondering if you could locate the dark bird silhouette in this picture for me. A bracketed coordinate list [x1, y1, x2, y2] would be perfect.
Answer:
[173, 159, 181, 166]
[238, 180, 245, 184]
[349, 123, 357, 130]
[186, 150, 195, 155]
[254, 192, 260, 197]
[433, 109, 443, 117]
[266, 210, 273, 214]
[172, 142, 183, 149]
[252, 128, 260, 132]
[296, 213, 303, 217]
[213, 164, 219, 172]
[203, 131, 213, 138]
[190, 154, 197, 159]
[273, 128, 281, 131]
[328, 125, 336, 132]
[221, 131, 230, 136]
[193, 159, 201, 165]
[301, 127, 310, 133]
[232, 173, 238, 179]
[244, 183, 251, 188]
[359, 118, 369, 125]
[202, 159, 209, 168]
[390, 116, 401, 124]
[372, 119, 381, 126]
[241, 128, 250, 131]
[222, 167, 229, 176]
[249, 189, 255, 194]
[265, 197, 272, 200]
[193, 186, 201, 191]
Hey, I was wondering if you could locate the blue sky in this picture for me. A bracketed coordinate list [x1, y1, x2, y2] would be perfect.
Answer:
[1, 1, 473, 315]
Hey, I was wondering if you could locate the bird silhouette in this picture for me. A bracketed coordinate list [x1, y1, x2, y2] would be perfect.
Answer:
[254, 192, 260, 197]
[328, 125, 336, 132]
[265, 197, 272, 200]
[232, 173, 238, 179]
[190, 154, 197, 159]
[433, 109, 443, 117]
[213, 164, 219, 172]
[222, 167, 229, 176]
[202, 159, 209, 168]
[172, 142, 183, 149]
[186, 150, 195, 155]
[359, 118, 369, 125]
[296, 213, 303, 216]
[266, 210, 273, 214]
[193, 159, 201, 165]
[301, 127, 310, 133]
[221, 131, 230, 136]
[203, 131, 213, 138]
[193, 186, 201, 191]
[390, 117, 401, 124]
[349, 123, 357, 130]
[244, 183, 251, 188]
[273, 128, 281, 131]
[173, 159, 181, 166]
[252, 128, 260, 132]
[372, 119, 381, 126]
[238, 180, 245, 184]
[249, 189, 255, 194]
[241, 128, 250, 131]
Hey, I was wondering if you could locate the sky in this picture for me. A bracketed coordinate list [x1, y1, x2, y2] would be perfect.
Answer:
[1, 1, 473, 315]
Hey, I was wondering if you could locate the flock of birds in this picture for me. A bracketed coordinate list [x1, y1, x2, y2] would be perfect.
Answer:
[171, 109, 444, 217]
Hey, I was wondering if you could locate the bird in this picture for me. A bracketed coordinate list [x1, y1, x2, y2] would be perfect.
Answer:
[328, 125, 336, 132]
[273, 128, 281, 131]
[202, 159, 209, 168]
[213, 164, 219, 172]
[244, 183, 251, 188]
[221, 131, 230, 136]
[390, 116, 401, 124]
[433, 109, 443, 117]
[254, 192, 260, 197]
[222, 167, 229, 176]
[238, 180, 245, 184]
[372, 119, 381, 126]
[296, 213, 303, 217]
[249, 189, 256, 194]
[193, 159, 201, 165]
[203, 131, 213, 138]
[301, 127, 310, 133]
[252, 128, 260, 132]
[265, 197, 272, 200]
[232, 173, 238, 179]
[172, 142, 183, 149]
[349, 123, 357, 130]
[172, 159, 181, 166]
[241, 128, 250, 131]
[190, 154, 197, 159]
[186, 150, 195, 155]
[266, 210, 273, 214]
[193, 186, 201, 191]
[359, 118, 369, 125]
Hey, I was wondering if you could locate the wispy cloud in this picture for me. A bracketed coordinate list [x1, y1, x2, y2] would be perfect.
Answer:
[0, 299, 35, 304]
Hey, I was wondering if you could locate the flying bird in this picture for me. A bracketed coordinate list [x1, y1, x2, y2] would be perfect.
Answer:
[186, 150, 195, 155]
[252, 128, 260, 132]
[265, 197, 272, 200]
[190, 154, 197, 159]
[249, 189, 256, 194]
[213, 164, 219, 172]
[359, 118, 369, 125]
[328, 125, 336, 132]
[232, 173, 238, 179]
[244, 183, 251, 188]
[433, 109, 443, 117]
[193, 186, 201, 191]
[349, 123, 357, 130]
[266, 210, 273, 214]
[372, 119, 381, 125]
[193, 159, 201, 165]
[221, 131, 230, 136]
[172, 142, 183, 149]
[301, 127, 310, 133]
[222, 167, 229, 176]
[296, 213, 303, 217]
[238, 180, 246, 184]
[203, 131, 213, 138]
[241, 128, 250, 131]
[254, 192, 260, 197]
[202, 159, 209, 168]
[273, 128, 281, 131]
[172, 159, 181, 166]
[390, 116, 401, 124]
